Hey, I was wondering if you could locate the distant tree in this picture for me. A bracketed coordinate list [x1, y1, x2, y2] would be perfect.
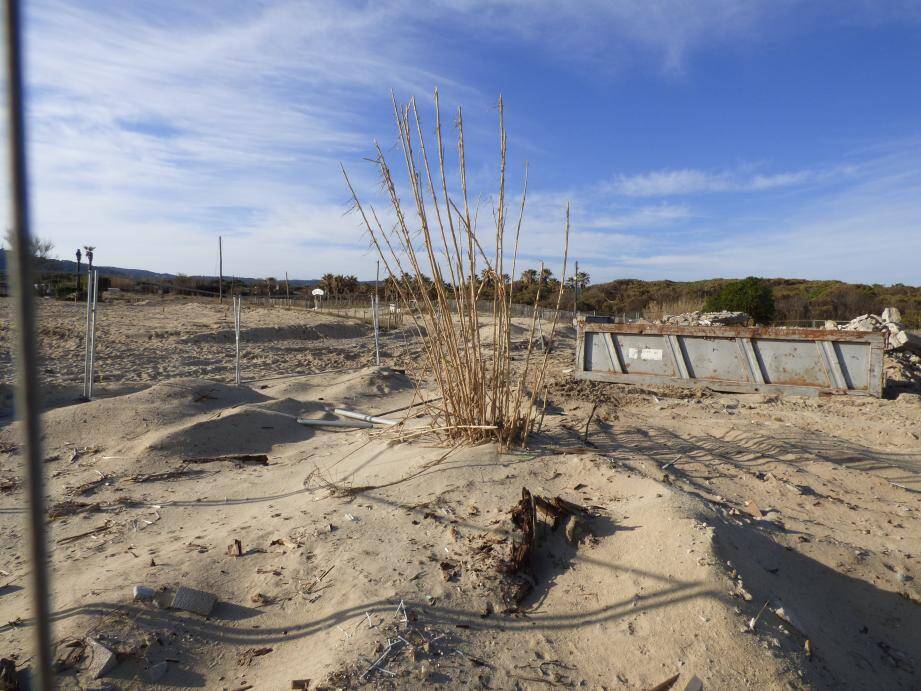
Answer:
[704, 276, 775, 323]
[320, 273, 337, 295]
[566, 271, 590, 290]
[520, 268, 538, 285]
[4, 228, 56, 264]
[539, 267, 553, 283]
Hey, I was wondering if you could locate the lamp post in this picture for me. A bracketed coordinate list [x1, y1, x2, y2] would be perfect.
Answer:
[74, 248, 82, 302]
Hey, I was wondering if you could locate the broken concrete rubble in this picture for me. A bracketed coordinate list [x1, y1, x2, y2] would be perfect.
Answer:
[659, 310, 749, 327]
[839, 307, 920, 354]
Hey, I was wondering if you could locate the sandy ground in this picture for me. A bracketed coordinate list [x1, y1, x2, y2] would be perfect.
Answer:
[0, 297, 919, 689]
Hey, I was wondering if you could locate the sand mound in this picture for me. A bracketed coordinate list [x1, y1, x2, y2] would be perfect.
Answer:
[259, 366, 413, 405]
[141, 399, 316, 459]
[14, 379, 268, 451]
[179, 322, 370, 345]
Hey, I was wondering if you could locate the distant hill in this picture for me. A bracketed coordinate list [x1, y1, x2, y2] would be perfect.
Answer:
[0, 249, 321, 287]
[573, 277, 921, 328]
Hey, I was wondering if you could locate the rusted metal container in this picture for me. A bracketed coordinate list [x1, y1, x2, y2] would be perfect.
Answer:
[575, 317, 885, 397]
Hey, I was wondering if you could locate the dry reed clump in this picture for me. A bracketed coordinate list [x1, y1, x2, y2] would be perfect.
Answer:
[342, 92, 569, 449]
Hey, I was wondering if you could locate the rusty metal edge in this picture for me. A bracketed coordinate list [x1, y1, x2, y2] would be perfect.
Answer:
[577, 318, 886, 344]
[572, 369, 880, 398]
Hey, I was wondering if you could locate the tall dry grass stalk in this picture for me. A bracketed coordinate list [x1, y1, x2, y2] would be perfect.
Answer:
[342, 92, 569, 449]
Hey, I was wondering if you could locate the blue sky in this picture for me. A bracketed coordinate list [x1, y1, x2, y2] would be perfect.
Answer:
[11, 0, 921, 283]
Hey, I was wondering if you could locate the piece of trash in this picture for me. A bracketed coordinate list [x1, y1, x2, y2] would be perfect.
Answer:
[251, 592, 274, 606]
[170, 586, 217, 617]
[749, 601, 771, 631]
[682, 675, 704, 691]
[345, 514, 358, 522]
[227, 539, 243, 557]
[291, 680, 311, 690]
[805, 639, 812, 660]
[133, 585, 156, 601]
[86, 638, 118, 679]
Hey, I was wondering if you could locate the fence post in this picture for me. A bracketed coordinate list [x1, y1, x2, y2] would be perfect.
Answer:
[234, 296, 242, 386]
[88, 270, 98, 398]
[373, 295, 381, 366]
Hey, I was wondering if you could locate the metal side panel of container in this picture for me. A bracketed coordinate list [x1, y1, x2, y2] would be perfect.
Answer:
[575, 319, 885, 397]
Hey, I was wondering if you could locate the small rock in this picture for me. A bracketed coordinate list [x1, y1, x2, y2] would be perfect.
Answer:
[133, 585, 156, 601]
[86, 639, 118, 679]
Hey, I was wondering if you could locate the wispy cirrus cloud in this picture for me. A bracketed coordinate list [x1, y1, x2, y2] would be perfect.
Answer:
[605, 164, 858, 197]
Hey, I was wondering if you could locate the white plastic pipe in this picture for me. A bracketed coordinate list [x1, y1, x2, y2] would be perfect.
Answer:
[297, 417, 373, 429]
[334, 408, 398, 426]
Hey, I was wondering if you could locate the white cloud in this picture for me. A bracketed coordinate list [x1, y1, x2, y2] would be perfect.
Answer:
[606, 165, 856, 197]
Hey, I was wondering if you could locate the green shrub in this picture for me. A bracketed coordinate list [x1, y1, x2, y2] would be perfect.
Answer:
[704, 276, 775, 323]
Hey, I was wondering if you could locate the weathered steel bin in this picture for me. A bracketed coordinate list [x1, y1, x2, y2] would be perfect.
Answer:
[575, 317, 885, 397]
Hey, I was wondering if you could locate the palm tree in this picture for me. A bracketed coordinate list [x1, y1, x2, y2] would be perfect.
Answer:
[520, 268, 538, 285]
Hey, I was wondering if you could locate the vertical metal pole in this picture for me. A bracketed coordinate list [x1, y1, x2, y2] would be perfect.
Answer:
[218, 236, 223, 304]
[234, 296, 241, 386]
[4, 1, 54, 686]
[83, 266, 93, 399]
[88, 270, 98, 399]
[373, 295, 381, 366]
[285, 271, 290, 307]
[573, 260, 579, 318]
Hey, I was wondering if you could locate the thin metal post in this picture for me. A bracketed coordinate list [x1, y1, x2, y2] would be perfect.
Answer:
[373, 295, 381, 366]
[234, 296, 242, 386]
[88, 270, 98, 399]
[4, 0, 54, 686]
[218, 236, 223, 304]
[83, 269, 93, 399]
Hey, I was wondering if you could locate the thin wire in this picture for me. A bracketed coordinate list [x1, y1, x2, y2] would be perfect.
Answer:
[4, 0, 54, 687]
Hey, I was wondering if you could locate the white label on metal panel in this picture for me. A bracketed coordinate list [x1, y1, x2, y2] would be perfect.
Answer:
[626, 347, 663, 360]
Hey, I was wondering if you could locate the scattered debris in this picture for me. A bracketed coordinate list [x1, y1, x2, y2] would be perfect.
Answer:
[0, 477, 18, 494]
[291, 680, 311, 690]
[227, 539, 243, 557]
[47, 499, 101, 520]
[130, 467, 206, 483]
[660, 311, 749, 326]
[238, 647, 273, 666]
[170, 586, 217, 617]
[840, 308, 921, 354]
[63, 473, 113, 497]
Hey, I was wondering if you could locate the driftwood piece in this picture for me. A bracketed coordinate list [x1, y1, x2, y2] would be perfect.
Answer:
[47, 500, 102, 520]
[507, 488, 535, 574]
[182, 454, 269, 466]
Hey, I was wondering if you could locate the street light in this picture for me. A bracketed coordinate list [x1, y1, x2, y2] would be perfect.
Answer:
[75, 248, 82, 302]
